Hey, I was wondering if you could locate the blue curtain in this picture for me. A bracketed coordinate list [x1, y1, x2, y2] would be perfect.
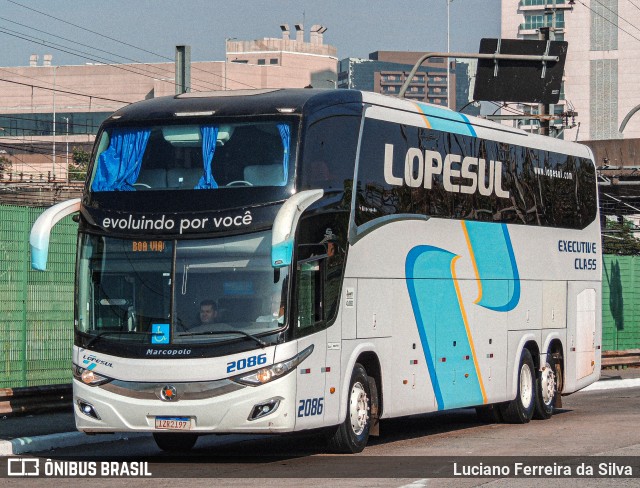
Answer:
[195, 126, 219, 189]
[91, 129, 150, 191]
[277, 123, 290, 186]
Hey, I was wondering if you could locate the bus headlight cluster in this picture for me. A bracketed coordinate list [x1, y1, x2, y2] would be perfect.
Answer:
[73, 365, 112, 386]
[232, 345, 314, 386]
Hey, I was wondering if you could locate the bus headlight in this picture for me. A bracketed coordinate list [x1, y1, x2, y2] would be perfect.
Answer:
[232, 345, 314, 386]
[73, 365, 112, 386]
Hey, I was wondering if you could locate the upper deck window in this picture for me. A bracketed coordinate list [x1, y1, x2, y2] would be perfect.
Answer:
[90, 121, 293, 192]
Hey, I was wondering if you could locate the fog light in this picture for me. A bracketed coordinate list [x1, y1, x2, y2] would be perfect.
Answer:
[248, 397, 282, 421]
[77, 400, 101, 420]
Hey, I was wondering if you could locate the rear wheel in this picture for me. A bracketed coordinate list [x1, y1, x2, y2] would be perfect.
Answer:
[533, 352, 559, 420]
[153, 432, 199, 452]
[500, 348, 536, 424]
[327, 363, 374, 453]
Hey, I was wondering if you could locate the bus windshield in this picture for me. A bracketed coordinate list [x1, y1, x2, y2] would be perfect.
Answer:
[89, 120, 293, 192]
[77, 231, 288, 346]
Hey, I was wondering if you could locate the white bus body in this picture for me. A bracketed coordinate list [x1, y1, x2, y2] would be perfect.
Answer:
[31, 89, 601, 453]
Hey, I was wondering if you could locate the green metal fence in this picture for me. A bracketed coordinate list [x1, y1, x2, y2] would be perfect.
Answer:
[0, 204, 77, 388]
[0, 202, 639, 388]
[602, 255, 640, 351]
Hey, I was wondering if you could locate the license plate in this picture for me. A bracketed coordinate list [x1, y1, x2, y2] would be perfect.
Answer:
[154, 416, 192, 430]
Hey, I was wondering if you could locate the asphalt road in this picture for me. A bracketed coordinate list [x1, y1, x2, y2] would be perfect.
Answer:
[2, 372, 640, 487]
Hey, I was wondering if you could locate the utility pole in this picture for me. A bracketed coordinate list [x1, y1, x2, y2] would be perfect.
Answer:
[63, 117, 69, 183]
[446, 0, 453, 109]
[538, 0, 556, 137]
[52, 65, 56, 181]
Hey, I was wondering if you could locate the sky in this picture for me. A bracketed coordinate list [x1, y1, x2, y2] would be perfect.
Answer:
[0, 0, 502, 68]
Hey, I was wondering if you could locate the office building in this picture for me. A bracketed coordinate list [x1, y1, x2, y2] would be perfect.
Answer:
[338, 51, 479, 115]
[502, 0, 640, 141]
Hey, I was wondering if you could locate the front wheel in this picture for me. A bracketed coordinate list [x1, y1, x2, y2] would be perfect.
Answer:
[500, 348, 536, 424]
[327, 363, 374, 453]
[153, 432, 199, 452]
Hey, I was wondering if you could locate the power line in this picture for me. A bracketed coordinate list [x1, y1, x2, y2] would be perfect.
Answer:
[5, 0, 258, 90]
[0, 15, 227, 92]
[0, 76, 130, 104]
[627, 0, 640, 14]
[577, 0, 640, 44]
[590, 0, 640, 36]
[0, 142, 63, 175]
[7, 0, 174, 62]
[0, 14, 169, 74]
[0, 114, 105, 131]
[0, 132, 98, 144]
[0, 67, 126, 112]
[0, 24, 222, 93]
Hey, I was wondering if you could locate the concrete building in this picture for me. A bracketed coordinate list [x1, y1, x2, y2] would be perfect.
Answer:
[501, 0, 640, 141]
[338, 51, 479, 115]
[0, 25, 337, 181]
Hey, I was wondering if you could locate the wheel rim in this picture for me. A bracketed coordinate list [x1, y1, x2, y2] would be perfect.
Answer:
[540, 363, 556, 406]
[349, 381, 369, 436]
[520, 363, 533, 408]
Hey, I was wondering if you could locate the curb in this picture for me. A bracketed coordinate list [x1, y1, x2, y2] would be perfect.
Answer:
[582, 377, 640, 392]
[0, 432, 149, 456]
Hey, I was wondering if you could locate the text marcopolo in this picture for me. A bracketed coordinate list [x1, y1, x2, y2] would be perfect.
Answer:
[101, 211, 253, 235]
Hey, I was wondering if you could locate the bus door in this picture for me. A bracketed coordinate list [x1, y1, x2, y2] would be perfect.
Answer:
[294, 253, 328, 430]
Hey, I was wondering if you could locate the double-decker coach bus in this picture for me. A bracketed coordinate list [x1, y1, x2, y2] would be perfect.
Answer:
[31, 88, 601, 453]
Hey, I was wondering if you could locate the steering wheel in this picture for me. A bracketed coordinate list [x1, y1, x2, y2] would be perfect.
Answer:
[133, 183, 151, 189]
[226, 180, 254, 187]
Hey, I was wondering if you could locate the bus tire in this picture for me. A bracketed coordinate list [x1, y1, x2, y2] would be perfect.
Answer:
[152, 432, 198, 452]
[500, 348, 536, 424]
[533, 352, 558, 420]
[327, 363, 373, 453]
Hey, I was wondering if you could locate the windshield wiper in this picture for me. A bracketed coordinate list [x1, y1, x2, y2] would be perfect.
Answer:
[85, 330, 158, 348]
[179, 330, 267, 348]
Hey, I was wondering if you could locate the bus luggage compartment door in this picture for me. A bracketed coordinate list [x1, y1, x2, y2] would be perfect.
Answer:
[566, 283, 600, 387]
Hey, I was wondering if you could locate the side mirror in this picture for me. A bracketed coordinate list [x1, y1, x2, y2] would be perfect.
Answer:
[30, 198, 81, 271]
[271, 190, 323, 267]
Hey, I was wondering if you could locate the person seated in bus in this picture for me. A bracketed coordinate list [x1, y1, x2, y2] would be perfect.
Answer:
[175, 299, 218, 333]
[195, 299, 218, 327]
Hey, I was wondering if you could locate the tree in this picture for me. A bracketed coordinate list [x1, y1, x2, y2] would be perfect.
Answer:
[602, 218, 640, 255]
[0, 155, 12, 179]
[68, 147, 90, 181]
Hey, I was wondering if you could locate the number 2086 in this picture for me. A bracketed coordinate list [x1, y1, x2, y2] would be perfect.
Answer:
[227, 353, 267, 373]
[298, 397, 324, 417]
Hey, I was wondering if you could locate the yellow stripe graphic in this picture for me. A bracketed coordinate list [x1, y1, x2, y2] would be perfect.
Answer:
[451, 254, 487, 404]
[413, 102, 432, 129]
[461, 220, 483, 304]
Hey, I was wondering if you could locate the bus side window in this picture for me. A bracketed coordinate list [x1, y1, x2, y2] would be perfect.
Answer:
[300, 115, 360, 191]
[296, 259, 324, 334]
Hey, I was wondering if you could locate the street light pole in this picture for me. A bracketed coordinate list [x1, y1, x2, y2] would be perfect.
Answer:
[52, 65, 56, 181]
[63, 116, 69, 182]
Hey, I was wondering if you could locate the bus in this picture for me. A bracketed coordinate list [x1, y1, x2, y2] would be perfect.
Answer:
[31, 88, 601, 453]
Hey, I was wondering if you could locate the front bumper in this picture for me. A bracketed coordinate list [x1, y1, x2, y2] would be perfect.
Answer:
[73, 373, 296, 434]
